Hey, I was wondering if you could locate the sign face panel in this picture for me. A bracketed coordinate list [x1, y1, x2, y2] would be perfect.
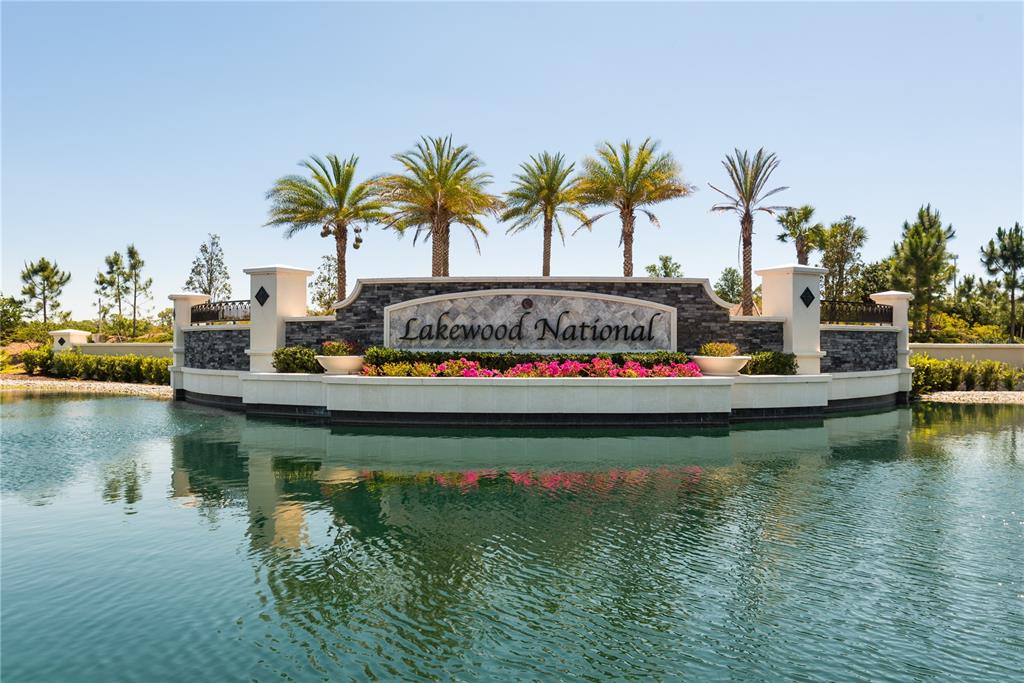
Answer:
[384, 289, 677, 352]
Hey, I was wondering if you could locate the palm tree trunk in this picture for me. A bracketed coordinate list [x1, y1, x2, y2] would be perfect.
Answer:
[796, 238, 808, 266]
[542, 215, 553, 277]
[741, 211, 754, 315]
[335, 225, 347, 302]
[441, 222, 450, 277]
[622, 211, 635, 277]
[430, 218, 445, 277]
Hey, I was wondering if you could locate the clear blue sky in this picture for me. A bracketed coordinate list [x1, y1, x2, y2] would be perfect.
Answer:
[3, 1, 1022, 318]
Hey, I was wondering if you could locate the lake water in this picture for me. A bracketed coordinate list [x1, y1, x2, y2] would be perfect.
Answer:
[1, 394, 1022, 682]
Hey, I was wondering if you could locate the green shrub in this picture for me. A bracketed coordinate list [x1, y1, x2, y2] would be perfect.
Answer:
[697, 342, 739, 357]
[380, 362, 413, 377]
[740, 351, 798, 376]
[20, 347, 53, 375]
[910, 354, 952, 395]
[977, 360, 1002, 391]
[945, 359, 966, 391]
[361, 347, 690, 373]
[272, 346, 323, 373]
[963, 362, 978, 391]
[909, 354, 1019, 395]
[972, 325, 1007, 344]
[0, 349, 9, 372]
[41, 351, 170, 384]
[320, 340, 361, 356]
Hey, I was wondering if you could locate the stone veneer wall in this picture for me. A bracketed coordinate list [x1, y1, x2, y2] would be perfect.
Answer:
[286, 280, 783, 355]
[820, 329, 898, 373]
[184, 329, 251, 371]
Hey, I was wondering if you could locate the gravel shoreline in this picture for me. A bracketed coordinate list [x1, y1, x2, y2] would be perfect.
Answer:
[0, 375, 172, 399]
[920, 391, 1024, 405]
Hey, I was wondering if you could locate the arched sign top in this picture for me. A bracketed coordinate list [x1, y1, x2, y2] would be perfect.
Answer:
[384, 289, 677, 352]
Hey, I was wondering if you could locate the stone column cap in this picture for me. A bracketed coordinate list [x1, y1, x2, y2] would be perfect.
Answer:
[243, 265, 314, 276]
[870, 290, 914, 301]
[168, 292, 211, 302]
[755, 264, 828, 276]
[48, 329, 90, 335]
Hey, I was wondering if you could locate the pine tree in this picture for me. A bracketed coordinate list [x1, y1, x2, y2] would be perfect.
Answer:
[893, 205, 956, 339]
[20, 257, 71, 323]
[96, 251, 129, 336]
[185, 233, 232, 300]
[980, 222, 1024, 341]
[125, 244, 152, 338]
[1, 293, 26, 344]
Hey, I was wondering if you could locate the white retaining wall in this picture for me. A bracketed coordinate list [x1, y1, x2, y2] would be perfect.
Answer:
[74, 342, 172, 358]
[181, 368, 902, 419]
[910, 343, 1024, 367]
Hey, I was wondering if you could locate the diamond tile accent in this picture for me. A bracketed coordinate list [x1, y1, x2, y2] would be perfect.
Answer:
[57, 337, 66, 346]
[800, 287, 815, 308]
[255, 286, 270, 307]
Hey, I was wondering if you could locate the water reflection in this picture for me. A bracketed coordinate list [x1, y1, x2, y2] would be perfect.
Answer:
[158, 405, 1022, 680]
[169, 410, 917, 552]
[4, 396, 1022, 681]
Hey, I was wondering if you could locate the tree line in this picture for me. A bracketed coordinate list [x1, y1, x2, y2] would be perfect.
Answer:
[4, 137, 1019, 345]
[770, 204, 1021, 342]
[3, 245, 155, 344]
[266, 135, 1021, 341]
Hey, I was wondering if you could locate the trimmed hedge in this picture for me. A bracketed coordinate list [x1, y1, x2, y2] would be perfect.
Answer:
[22, 349, 170, 384]
[739, 351, 799, 376]
[362, 347, 690, 372]
[909, 354, 1021, 395]
[272, 346, 323, 373]
[21, 347, 54, 375]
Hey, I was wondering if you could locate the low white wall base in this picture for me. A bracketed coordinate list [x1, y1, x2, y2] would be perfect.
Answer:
[828, 369, 901, 403]
[180, 367, 245, 398]
[175, 367, 909, 426]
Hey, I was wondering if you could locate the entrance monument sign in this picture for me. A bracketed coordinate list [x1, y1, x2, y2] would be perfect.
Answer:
[384, 289, 677, 352]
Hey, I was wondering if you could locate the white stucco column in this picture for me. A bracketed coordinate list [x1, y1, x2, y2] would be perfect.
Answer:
[168, 293, 210, 390]
[49, 329, 90, 353]
[756, 264, 828, 374]
[243, 265, 313, 372]
[871, 290, 914, 394]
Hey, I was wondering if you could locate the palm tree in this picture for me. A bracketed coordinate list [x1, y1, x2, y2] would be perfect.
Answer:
[501, 152, 588, 276]
[265, 154, 386, 301]
[709, 148, 789, 315]
[574, 138, 693, 276]
[776, 205, 823, 265]
[379, 135, 502, 277]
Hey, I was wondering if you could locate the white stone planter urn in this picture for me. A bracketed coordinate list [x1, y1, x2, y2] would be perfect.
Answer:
[315, 355, 364, 375]
[691, 355, 751, 376]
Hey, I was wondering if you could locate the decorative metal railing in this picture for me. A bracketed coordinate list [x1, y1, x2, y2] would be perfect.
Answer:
[190, 299, 251, 324]
[820, 300, 893, 325]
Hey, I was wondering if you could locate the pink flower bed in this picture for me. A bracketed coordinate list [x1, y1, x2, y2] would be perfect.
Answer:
[430, 357, 703, 379]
